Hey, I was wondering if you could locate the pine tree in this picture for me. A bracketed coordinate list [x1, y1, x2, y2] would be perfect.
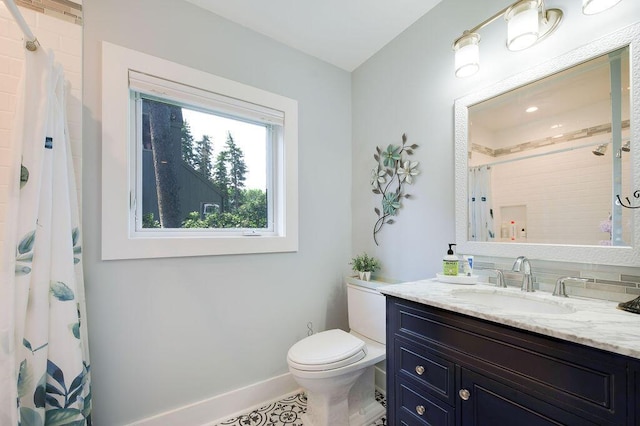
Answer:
[213, 149, 230, 201]
[146, 100, 183, 228]
[224, 132, 247, 211]
[194, 135, 214, 179]
[181, 120, 197, 168]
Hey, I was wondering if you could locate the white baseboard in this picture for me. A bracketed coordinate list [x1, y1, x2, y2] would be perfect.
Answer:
[126, 373, 300, 426]
[128, 364, 386, 426]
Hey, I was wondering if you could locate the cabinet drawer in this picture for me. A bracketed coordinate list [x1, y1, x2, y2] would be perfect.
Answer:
[397, 379, 454, 426]
[395, 338, 455, 404]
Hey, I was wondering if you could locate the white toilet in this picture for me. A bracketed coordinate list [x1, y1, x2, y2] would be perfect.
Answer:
[287, 280, 386, 426]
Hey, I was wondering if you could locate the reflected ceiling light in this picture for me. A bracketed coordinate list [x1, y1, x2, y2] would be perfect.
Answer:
[452, 0, 563, 78]
[525, 106, 539, 112]
[582, 0, 623, 15]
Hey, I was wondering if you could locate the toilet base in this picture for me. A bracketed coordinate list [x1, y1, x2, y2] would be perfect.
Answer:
[300, 367, 365, 426]
[347, 365, 385, 426]
[348, 399, 385, 426]
[299, 365, 384, 426]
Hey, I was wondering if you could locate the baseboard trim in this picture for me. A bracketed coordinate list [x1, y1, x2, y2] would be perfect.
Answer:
[128, 365, 386, 425]
[127, 373, 300, 426]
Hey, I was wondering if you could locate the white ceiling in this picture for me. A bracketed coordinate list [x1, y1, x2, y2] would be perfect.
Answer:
[183, 0, 443, 71]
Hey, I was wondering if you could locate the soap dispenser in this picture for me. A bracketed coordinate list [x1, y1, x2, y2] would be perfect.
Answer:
[443, 244, 459, 276]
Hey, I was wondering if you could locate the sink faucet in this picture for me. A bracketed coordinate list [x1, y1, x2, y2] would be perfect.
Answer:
[553, 276, 588, 297]
[490, 269, 506, 288]
[512, 256, 534, 292]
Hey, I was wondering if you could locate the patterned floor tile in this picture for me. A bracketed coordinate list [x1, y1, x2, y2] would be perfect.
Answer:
[216, 391, 386, 426]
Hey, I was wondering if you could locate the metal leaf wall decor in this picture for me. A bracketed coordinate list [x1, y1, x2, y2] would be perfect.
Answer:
[371, 133, 419, 245]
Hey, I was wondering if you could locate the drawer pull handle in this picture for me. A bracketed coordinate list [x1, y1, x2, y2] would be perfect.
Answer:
[415, 365, 425, 375]
[459, 389, 471, 401]
[416, 405, 426, 416]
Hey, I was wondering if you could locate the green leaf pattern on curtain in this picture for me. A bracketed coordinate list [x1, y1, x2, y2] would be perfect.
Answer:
[50, 281, 75, 302]
[15, 230, 35, 276]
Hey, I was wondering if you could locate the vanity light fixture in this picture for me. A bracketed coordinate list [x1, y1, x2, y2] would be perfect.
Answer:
[622, 140, 631, 152]
[506, 0, 540, 51]
[582, 0, 623, 15]
[453, 32, 481, 78]
[453, 0, 563, 78]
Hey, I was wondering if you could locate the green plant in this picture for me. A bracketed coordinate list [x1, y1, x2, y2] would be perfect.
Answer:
[350, 253, 380, 273]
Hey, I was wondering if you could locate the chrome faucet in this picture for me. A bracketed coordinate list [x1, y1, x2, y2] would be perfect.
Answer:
[491, 269, 507, 288]
[512, 256, 534, 292]
[553, 276, 587, 297]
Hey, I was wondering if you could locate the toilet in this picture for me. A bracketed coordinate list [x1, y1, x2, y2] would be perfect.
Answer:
[287, 280, 386, 426]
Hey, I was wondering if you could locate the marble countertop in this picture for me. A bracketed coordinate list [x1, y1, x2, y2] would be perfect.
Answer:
[379, 279, 640, 359]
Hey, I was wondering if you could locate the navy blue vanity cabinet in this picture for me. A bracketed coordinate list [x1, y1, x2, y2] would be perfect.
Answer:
[386, 296, 636, 426]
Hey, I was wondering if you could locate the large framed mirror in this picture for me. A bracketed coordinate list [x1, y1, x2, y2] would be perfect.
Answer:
[455, 22, 640, 266]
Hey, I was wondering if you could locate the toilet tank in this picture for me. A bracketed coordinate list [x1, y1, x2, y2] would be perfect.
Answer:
[347, 280, 386, 344]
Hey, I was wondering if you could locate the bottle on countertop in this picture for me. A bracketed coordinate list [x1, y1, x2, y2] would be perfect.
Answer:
[443, 243, 459, 276]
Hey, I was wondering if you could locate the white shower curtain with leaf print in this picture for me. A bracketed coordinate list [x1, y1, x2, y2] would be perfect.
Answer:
[0, 47, 91, 425]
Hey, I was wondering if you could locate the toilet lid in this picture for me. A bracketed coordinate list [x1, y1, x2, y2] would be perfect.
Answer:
[287, 329, 367, 371]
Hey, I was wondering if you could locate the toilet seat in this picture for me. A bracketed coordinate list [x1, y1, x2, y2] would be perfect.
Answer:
[287, 329, 367, 371]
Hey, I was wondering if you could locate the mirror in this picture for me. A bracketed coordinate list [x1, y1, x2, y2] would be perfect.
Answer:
[469, 47, 631, 246]
[455, 23, 640, 266]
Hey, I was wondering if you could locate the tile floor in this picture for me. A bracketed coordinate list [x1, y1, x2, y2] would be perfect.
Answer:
[216, 390, 387, 426]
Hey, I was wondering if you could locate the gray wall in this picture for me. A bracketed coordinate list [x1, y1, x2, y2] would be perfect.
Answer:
[83, 0, 352, 424]
[352, 0, 640, 281]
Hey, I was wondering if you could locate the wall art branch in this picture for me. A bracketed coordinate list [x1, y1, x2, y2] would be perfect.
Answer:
[371, 133, 419, 245]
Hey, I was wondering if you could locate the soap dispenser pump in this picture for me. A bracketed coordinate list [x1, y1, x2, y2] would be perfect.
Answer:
[443, 244, 459, 276]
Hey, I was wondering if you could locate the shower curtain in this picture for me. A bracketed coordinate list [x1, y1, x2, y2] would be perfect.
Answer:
[0, 47, 91, 425]
[469, 166, 495, 241]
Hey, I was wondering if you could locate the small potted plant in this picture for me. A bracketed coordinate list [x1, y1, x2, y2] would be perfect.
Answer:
[350, 253, 380, 281]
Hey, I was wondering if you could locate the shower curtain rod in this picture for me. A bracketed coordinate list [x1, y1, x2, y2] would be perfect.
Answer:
[2, 0, 39, 51]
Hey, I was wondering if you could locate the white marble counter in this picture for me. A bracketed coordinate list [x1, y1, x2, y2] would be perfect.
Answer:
[379, 279, 640, 359]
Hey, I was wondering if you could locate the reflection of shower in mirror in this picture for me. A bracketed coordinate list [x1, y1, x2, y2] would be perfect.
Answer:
[592, 144, 607, 156]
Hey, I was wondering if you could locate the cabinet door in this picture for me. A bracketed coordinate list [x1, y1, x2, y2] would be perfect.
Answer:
[459, 367, 598, 426]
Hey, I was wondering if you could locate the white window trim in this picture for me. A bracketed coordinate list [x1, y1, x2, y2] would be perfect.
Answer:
[101, 42, 298, 260]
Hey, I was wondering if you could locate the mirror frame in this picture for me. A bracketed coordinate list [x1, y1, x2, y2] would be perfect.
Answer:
[455, 22, 640, 267]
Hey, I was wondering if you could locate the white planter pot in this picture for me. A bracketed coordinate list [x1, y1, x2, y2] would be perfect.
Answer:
[358, 271, 371, 281]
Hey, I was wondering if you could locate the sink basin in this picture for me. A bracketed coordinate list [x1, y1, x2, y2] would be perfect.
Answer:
[451, 290, 576, 315]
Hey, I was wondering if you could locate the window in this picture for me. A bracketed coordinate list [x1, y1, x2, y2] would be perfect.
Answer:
[101, 42, 298, 259]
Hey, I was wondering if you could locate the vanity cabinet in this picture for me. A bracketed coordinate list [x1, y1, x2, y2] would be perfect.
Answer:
[386, 296, 640, 425]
